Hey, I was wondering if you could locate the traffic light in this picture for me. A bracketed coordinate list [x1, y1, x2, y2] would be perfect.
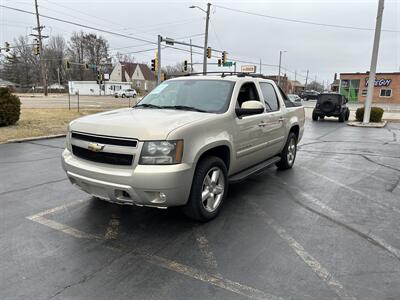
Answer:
[151, 59, 156, 71]
[183, 60, 188, 72]
[207, 47, 212, 59]
[85, 63, 89, 70]
[65, 60, 71, 70]
[217, 59, 222, 67]
[4, 42, 10, 52]
[222, 51, 227, 65]
[33, 39, 40, 55]
[96, 71, 103, 84]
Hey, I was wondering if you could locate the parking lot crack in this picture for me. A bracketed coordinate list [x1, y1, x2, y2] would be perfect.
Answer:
[47, 251, 130, 300]
[0, 178, 68, 196]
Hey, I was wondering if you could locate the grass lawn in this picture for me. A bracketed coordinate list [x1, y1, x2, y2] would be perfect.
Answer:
[0, 108, 111, 143]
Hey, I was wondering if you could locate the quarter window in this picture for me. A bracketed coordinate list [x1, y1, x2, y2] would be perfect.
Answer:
[259, 82, 279, 112]
[380, 89, 392, 97]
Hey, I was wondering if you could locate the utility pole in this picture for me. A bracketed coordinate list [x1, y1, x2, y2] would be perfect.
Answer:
[363, 0, 384, 124]
[190, 38, 193, 72]
[202, 3, 211, 75]
[157, 35, 162, 84]
[295, 71, 297, 82]
[278, 50, 286, 86]
[57, 67, 60, 86]
[34, 0, 48, 96]
[259, 59, 262, 74]
[305, 70, 309, 91]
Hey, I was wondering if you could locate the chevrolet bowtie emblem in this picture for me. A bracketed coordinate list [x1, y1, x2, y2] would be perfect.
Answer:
[87, 143, 105, 152]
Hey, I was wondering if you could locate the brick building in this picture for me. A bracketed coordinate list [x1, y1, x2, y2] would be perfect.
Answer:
[339, 72, 400, 104]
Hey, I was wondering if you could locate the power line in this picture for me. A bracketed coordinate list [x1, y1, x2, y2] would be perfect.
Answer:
[0, 4, 157, 45]
[214, 4, 400, 33]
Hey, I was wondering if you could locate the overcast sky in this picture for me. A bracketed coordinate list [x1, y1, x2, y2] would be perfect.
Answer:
[1, 0, 399, 85]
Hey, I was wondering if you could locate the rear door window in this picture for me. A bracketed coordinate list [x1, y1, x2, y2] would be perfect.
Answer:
[259, 82, 279, 112]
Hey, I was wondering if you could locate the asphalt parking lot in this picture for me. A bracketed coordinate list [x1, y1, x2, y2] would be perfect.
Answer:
[1, 120, 400, 300]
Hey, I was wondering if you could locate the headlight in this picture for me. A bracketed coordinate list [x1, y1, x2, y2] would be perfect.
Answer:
[140, 140, 183, 165]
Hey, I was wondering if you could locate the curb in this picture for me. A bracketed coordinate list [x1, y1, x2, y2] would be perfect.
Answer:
[347, 121, 387, 128]
[7, 134, 66, 143]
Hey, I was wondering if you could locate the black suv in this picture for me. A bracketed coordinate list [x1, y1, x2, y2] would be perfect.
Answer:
[301, 90, 319, 100]
[312, 93, 350, 122]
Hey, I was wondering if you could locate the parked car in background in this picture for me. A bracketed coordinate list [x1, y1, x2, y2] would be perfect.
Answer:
[300, 90, 319, 101]
[62, 74, 305, 221]
[115, 88, 137, 98]
[287, 94, 303, 104]
[312, 93, 350, 122]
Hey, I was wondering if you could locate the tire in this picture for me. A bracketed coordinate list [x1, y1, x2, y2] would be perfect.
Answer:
[276, 132, 297, 170]
[122, 94, 126, 98]
[183, 156, 228, 222]
[114, 95, 118, 98]
[312, 110, 318, 121]
[338, 112, 345, 122]
[345, 108, 350, 121]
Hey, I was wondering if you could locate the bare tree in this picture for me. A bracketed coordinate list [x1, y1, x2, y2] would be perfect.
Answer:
[307, 81, 324, 92]
[44, 35, 66, 85]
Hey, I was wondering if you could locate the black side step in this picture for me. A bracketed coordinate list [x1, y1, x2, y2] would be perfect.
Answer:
[228, 156, 281, 184]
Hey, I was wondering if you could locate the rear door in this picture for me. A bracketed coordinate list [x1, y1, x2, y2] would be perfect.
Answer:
[258, 82, 286, 159]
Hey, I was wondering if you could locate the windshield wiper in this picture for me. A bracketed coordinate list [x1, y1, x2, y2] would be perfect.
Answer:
[134, 103, 162, 109]
[161, 105, 207, 113]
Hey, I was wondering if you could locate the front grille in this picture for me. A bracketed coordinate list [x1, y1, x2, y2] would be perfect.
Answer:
[71, 131, 137, 147]
[72, 145, 133, 166]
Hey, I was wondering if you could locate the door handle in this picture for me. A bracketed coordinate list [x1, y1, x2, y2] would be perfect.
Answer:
[258, 121, 266, 127]
[278, 117, 285, 122]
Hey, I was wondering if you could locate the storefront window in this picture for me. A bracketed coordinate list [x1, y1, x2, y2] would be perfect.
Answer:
[340, 79, 360, 102]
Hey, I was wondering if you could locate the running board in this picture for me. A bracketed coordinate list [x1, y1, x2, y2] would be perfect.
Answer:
[228, 156, 281, 184]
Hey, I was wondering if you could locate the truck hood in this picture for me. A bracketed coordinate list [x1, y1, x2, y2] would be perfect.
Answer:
[70, 108, 213, 140]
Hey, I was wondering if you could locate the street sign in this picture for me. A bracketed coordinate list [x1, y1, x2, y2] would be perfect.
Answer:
[241, 65, 257, 73]
[223, 61, 233, 67]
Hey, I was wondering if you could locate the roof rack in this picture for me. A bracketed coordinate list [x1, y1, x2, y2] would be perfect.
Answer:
[183, 72, 271, 79]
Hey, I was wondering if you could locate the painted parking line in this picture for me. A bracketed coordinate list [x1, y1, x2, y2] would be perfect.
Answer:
[269, 174, 400, 261]
[194, 228, 221, 277]
[250, 202, 355, 300]
[104, 214, 120, 240]
[26, 200, 283, 300]
[299, 166, 400, 215]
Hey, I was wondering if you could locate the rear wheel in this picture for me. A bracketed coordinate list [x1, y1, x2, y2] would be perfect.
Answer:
[183, 156, 228, 222]
[345, 108, 350, 121]
[338, 112, 345, 122]
[276, 132, 297, 170]
[312, 110, 318, 121]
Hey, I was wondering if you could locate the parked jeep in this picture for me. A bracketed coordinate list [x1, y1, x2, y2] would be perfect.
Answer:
[62, 74, 305, 221]
[312, 93, 350, 122]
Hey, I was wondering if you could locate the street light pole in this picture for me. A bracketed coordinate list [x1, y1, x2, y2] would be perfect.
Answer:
[203, 3, 211, 75]
[190, 3, 211, 75]
[278, 50, 286, 86]
[363, 0, 384, 124]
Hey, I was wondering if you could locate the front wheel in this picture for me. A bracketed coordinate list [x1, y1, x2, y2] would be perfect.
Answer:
[338, 112, 345, 122]
[276, 132, 297, 170]
[122, 94, 126, 98]
[183, 156, 228, 222]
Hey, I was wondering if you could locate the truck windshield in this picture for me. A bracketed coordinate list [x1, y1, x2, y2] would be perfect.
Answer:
[137, 80, 235, 113]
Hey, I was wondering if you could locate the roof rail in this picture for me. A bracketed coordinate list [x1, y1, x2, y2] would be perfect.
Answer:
[182, 72, 271, 79]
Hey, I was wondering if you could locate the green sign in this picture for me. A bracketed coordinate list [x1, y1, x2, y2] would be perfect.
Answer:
[223, 61, 233, 67]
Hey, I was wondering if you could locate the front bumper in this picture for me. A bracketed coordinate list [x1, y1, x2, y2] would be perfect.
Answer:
[61, 149, 194, 208]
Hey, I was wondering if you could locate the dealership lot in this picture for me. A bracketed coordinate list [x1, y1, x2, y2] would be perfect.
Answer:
[1, 120, 400, 300]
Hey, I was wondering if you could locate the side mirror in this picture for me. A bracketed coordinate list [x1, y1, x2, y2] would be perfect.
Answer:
[236, 100, 264, 117]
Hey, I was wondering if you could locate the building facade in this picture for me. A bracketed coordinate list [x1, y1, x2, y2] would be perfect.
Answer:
[110, 62, 157, 92]
[339, 72, 400, 103]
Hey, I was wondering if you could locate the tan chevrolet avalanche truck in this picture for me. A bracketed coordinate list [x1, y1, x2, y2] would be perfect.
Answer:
[62, 74, 305, 221]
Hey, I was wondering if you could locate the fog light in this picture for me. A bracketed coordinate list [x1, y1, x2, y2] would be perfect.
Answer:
[159, 192, 167, 201]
